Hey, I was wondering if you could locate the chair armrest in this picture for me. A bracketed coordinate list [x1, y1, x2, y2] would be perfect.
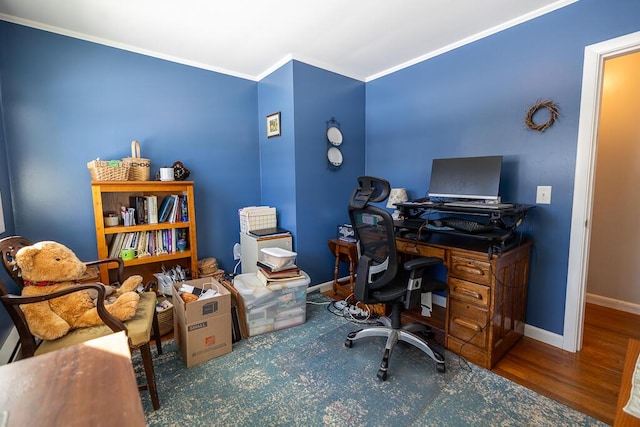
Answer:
[403, 257, 442, 272]
[354, 255, 373, 302]
[142, 280, 156, 293]
[1, 283, 127, 333]
[402, 257, 446, 309]
[85, 257, 124, 284]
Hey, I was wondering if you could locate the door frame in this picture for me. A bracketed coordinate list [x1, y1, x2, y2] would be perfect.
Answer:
[564, 31, 640, 352]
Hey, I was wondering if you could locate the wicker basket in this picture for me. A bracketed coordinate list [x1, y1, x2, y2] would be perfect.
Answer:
[198, 258, 219, 276]
[122, 140, 151, 181]
[87, 159, 130, 181]
[156, 296, 174, 336]
[199, 269, 225, 282]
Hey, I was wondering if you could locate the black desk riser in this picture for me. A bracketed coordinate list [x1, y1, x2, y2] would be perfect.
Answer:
[393, 202, 534, 257]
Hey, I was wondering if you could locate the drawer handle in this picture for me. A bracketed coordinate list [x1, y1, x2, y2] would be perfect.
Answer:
[454, 286, 483, 301]
[455, 264, 485, 276]
[406, 244, 420, 254]
[453, 317, 482, 332]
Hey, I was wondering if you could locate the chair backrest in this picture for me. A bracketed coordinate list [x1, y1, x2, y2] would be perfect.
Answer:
[0, 236, 34, 291]
[348, 176, 398, 302]
[1, 235, 124, 288]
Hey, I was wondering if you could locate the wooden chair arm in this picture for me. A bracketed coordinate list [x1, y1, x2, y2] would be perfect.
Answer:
[142, 280, 156, 293]
[2, 283, 127, 333]
[84, 257, 124, 284]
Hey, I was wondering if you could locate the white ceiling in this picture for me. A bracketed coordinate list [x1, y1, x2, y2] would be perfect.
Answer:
[0, 0, 576, 82]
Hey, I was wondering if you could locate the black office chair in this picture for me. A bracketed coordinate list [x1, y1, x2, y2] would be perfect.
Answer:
[344, 176, 446, 380]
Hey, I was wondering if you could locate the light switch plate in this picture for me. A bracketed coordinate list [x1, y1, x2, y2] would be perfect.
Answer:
[536, 186, 552, 204]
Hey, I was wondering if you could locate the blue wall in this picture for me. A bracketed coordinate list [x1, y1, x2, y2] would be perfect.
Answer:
[258, 61, 365, 282]
[365, 0, 640, 334]
[291, 62, 365, 282]
[2, 0, 640, 342]
[258, 63, 297, 236]
[0, 74, 17, 345]
[0, 22, 261, 271]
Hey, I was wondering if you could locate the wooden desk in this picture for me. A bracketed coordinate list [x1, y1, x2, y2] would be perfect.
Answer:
[0, 331, 146, 427]
[615, 338, 640, 426]
[327, 238, 358, 298]
[396, 236, 532, 369]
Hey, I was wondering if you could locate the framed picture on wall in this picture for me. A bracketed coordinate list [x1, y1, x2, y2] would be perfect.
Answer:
[266, 112, 281, 138]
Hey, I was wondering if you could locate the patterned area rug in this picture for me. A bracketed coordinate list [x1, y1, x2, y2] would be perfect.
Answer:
[135, 293, 605, 426]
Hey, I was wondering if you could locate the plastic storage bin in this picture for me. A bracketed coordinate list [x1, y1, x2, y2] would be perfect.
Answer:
[233, 271, 310, 336]
[260, 247, 297, 270]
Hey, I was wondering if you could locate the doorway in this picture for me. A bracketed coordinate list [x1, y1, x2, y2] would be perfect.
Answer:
[586, 52, 640, 309]
[565, 31, 640, 352]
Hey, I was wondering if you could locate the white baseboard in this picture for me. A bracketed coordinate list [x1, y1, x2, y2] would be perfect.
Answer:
[586, 293, 640, 315]
[0, 327, 20, 365]
[308, 280, 333, 294]
[524, 323, 564, 349]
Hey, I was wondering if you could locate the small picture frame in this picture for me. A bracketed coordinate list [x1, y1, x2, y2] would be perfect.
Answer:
[266, 112, 281, 138]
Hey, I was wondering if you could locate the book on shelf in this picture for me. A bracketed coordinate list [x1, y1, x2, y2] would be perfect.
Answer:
[108, 233, 125, 258]
[179, 194, 188, 222]
[108, 229, 186, 258]
[129, 196, 146, 225]
[168, 195, 179, 223]
[146, 195, 158, 224]
[158, 196, 174, 223]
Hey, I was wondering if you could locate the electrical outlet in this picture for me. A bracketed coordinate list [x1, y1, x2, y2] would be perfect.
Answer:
[536, 186, 552, 204]
[233, 243, 241, 260]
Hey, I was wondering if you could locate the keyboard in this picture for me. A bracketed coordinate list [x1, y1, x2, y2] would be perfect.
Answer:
[443, 201, 513, 209]
[440, 217, 495, 233]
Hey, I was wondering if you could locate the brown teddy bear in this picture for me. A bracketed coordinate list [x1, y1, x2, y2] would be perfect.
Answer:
[16, 240, 142, 340]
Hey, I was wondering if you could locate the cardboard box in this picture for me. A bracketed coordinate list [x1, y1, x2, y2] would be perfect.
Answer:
[233, 272, 309, 337]
[172, 278, 232, 367]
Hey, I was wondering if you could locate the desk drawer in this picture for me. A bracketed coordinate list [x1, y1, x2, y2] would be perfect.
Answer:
[396, 240, 446, 260]
[448, 299, 489, 349]
[450, 253, 491, 285]
[449, 277, 490, 308]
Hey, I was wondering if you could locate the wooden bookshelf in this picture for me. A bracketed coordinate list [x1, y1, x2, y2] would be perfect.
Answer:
[91, 181, 198, 284]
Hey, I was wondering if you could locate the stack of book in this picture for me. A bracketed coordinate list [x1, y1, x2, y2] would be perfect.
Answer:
[256, 261, 304, 287]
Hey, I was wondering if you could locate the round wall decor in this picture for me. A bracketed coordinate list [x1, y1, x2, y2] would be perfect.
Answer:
[327, 126, 343, 146]
[525, 100, 559, 132]
[327, 147, 343, 167]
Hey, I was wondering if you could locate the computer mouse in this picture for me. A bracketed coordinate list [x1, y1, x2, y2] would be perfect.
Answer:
[431, 219, 444, 227]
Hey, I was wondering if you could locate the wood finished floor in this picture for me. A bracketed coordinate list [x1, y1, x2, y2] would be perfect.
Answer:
[493, 303, 640, 425]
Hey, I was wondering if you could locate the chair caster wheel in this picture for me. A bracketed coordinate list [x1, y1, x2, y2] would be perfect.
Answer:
[377, 369, 387, 381]
[436, 363, 446, 373]
[345, 339, 353, 348]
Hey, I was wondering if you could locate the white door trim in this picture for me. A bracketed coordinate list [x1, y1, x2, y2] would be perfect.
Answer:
[564, 31, 640, 352]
